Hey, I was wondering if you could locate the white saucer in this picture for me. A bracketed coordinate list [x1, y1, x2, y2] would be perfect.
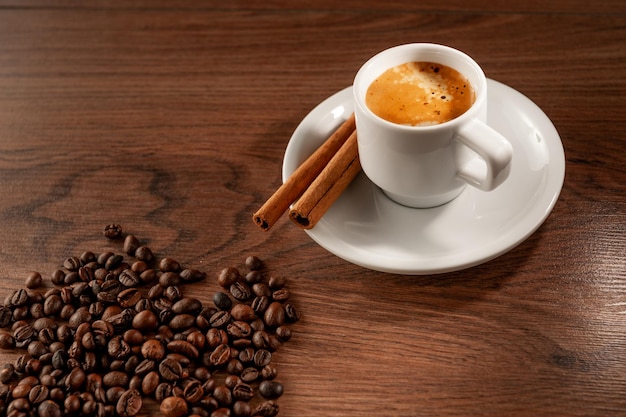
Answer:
[282, 80, 565, 275]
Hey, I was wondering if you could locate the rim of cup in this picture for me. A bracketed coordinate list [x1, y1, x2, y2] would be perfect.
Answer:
[353, 43, 487, 131]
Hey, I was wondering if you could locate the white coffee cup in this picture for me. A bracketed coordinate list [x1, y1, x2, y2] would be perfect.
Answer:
[353, 43, 513, 208]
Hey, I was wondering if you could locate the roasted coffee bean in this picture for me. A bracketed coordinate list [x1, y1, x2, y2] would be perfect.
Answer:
[117, 288, 141, 308]
[252, 282, 271, 298]
[29, 384, 49, 404]
[179, 268, 205, 283]
[169, 311, 196, 331]
[101, 278, 122, 294]
[213, 292, 232, 311]
[123, 329, 144, 346]
[160, 396, 188, 417]
[63, 256, 81, 271]
[11, 382, 31, 398]
[83, 351, 98, 371]
[267, 276, 285, 290]
[245, 255, 263, 271]
[97, 290, 117, 304]
[119, 269, 140, 288]
[232, 382, 254, 401]
[260, 365, 278, 380]
[259, 380, 284, 399]
[89, 301, 105, 317]
[27, 340, 48, 357]
[131, 260, 148, 273]
[254, 349, 272, 368]
[230, 304, 256, 322]
[7, 397, 30, 414]
[208, 344, 231, 367]
[159, 258, 181, 273]
[81, 250, 97, 264]
[51, 269, 65, 285]
[38, 400, 62, 417]
[104, 224, 123, 239]
[116, 388, 142, 417]
[227, 321, 252, 339]
[154, 382, 174, 402]
[159, 272, 182, 287]
[167, 340, 199, 359]
[284, 302, 300, 323]
[51, 349, 68, 370]
[209, 310, 231, 328]
[103, 371, 129, 388]
[141, 371, 160, 395]
[224, 374, 240, 389]
[227, 358, 244, 375]
[0, 306, 12, 327]
[108, 335, 131, 359]
[132, 309, 158, 331]
[159, 358, 184, 381]
[206, 328, 228, 348]
[271, 288, 290, 302]
[123, 235, 140, 255]
[147, 284, 164, 300]
[12, 324, 34, 346]
[218, 267, 240, 288]
[267, 335, 282, 352]
[183, 379, 204, 403]
[186, 330, 206, 351]
[212, 407, 233, 417]
[78, 266, 95, 282]
[0, 331, 14, 349]
[240, 366, 259, 382]
[213, 385, 232, 406]
[238, 347, 255, 364]
[92, 319, 114, 337]
[263, 302, 285, 328]
[253, 400, 280, 417]
[68, 307, 92, 329]
[232, 400, 252, 417]
[11, 289, 29, 307]
[66, 367, 86, 391]
[159, 308, 174, 324]
[128, 375, 141, 393]
[63, 271, 79, 285]
[134, 298, 152, 312]
[135, 359, 156, 375]
[56, 324, 72, 344]
[86, 373, 104, 392]
[275, 325, 292, 342]
[172, 297, 202, 315]
[25, 357, 43, 374]
[134, 246, 154, 263]
[245, 270, 263, 284]
[141, 339, 165, 360]
[251, 296, 270, 315]
[230, 282, 252, 301]
[105, 254, 124, 271]
[25, 271, 43, 289]
[60, 286, 74, 304]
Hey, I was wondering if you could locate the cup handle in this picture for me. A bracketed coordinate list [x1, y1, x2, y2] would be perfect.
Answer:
[454, 118, 513, 191]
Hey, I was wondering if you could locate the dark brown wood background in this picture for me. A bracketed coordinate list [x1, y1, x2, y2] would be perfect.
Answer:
[0, 1, 625, 416]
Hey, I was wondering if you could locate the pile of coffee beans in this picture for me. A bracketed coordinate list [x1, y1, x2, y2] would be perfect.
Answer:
[0, 225, 299, 417]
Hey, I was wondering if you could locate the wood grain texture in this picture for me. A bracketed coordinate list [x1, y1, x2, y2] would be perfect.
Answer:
[0, 2, 625, 416]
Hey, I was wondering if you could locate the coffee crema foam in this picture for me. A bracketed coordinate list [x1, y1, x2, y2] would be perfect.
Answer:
[366, 62, 475, 126]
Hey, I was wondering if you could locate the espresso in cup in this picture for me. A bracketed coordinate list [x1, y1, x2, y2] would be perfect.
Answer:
[365, 62, 475, 126]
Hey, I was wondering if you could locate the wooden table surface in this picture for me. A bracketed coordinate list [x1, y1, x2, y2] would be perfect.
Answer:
[1, 1, 625, 416]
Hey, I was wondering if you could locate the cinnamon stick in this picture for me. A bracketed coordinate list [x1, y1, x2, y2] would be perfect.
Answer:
[289, 130, 360, 229]
[252, 113, 356, 231]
